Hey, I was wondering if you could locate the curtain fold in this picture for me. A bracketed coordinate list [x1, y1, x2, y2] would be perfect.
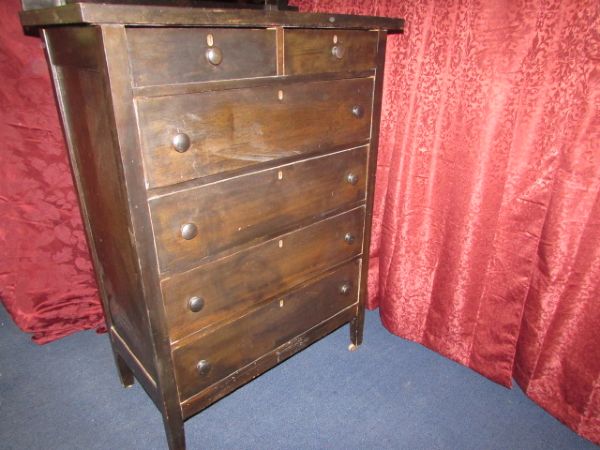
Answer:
[0, 0, 104, 343]
[513, 24, 600, 435]
[291, 0, 599, 444]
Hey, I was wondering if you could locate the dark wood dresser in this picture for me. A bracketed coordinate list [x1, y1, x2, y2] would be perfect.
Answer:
[20, 3, 403, 448]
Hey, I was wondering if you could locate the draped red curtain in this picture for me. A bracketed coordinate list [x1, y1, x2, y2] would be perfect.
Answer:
[1, 0, 598, 444]
[291, 0, 600, 443]
[0, 0, 103, 343]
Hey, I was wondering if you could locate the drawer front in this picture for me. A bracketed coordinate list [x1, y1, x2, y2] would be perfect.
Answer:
[284, 30, 378, 75]
[127, 28, 277, 86]
[150, 145, 368, 274]
[172, 260, 360, 401]
[136, 77, 373, 188]
[163, 207, 365, 342]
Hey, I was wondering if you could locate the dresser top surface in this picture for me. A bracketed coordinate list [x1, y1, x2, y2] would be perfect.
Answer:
[20, 2, 404, 31]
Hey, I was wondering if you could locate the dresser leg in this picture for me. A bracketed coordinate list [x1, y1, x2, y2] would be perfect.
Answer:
[163, 411, 186, 450]
[114, 353, 134, 388]
[350, 314, 365, 348]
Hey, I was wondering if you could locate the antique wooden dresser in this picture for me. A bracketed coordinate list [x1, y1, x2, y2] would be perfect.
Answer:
[20, 2, 403, 448]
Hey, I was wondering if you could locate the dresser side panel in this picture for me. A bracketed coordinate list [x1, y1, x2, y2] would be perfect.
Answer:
[44, 27, 157, 381]
[351, 30, 389, 345]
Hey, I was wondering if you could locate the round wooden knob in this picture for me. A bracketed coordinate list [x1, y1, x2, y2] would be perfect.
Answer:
[352, 105, 364, 118]
[332, 44, 346, 59]
[196, 359, 212, 375]
[205, 46, 223, 65]
[172, 133, 191, 153]
[346, 173, 359, 185]
[339, 283, 352, 295]
[181, 223, 198, 240]
[344, 232, 355, 244]
[188, 296, 205, 313]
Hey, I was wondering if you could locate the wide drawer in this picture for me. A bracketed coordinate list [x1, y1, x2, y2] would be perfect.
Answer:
[126, 27, 277, 86]
[136, 77, 373, 188]
[284, 29, 378, 75]
[163, 207, 365, 342]
[172, 260, 360, 401]
[149, 145, 368, 274]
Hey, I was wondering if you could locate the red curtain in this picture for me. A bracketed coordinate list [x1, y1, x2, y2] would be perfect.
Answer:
[292, 0, 600, 443]
[0, 0, 103, 343]
[1, 0, 598, 444]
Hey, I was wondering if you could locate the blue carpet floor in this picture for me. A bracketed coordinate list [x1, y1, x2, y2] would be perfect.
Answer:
[0, 304, 596, 450]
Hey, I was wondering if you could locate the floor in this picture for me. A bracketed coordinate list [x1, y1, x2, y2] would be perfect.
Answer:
[0, 304, 596, 450]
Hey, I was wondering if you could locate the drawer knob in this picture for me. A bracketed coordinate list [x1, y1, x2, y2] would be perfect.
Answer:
[346, 173, 359, 185]
[339, 283, 352, 295]
[205, 46, 223, 66]
[344, 232, 355, 244]
[331, 44, 346, 59]
[181, 223, 198, 240]
[196, 359, 212, 375]
[172, 133, 191, 153]
[352, 105, 365, 118]
[188, 296, 205, 313]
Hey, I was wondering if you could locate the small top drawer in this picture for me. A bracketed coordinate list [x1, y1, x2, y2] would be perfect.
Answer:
[126, 27, 277, 86]
[284, 29, 378, 75]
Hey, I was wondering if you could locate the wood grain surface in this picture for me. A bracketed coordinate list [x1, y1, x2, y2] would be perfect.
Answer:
[136, 77, 373, 188]
[172, 260, 360, 401]
[127, 27, 277, 86]
[21, 3, 405, 31]
[284, 29, 378, 75]
[149, 145, 368, 274]
[163, 207, 365, 342]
